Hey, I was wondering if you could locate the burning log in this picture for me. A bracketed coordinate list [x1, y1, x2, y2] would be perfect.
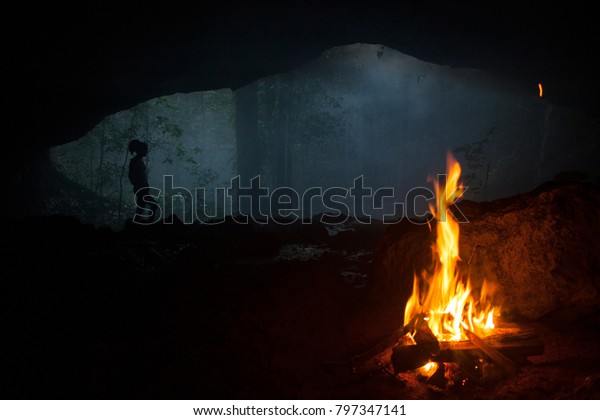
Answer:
[390, 345, 432, 373]
[352, 322, 543, 377]
[436, 326, 544, 364]
[391, 317, 440, 373]
[351, 317, 441, 375]
[437, 337, 544, 364]
[411, 316, 440, 356]
[460, 324, 519, 375]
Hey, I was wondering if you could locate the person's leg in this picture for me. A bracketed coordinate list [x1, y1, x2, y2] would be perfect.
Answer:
[134, 187, 159, 223]
[145, 194, 159, 222]
[133, 189, 145, 223]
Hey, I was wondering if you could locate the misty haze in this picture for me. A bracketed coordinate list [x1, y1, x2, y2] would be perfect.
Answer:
[50, 44, 599, 226]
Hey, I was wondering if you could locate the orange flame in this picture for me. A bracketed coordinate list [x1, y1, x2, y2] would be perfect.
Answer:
[416, 361, 439, 378]
[404, 152, 498, 341]
[538, 83, 543, 97]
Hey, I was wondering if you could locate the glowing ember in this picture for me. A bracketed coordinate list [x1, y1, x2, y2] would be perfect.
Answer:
[404, 152, 499, 342]
[538, 82, 543, 97]
[416, 361, 439, 378]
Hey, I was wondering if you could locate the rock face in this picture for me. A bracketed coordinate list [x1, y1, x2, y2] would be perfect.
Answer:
[373, 182, 600, 321]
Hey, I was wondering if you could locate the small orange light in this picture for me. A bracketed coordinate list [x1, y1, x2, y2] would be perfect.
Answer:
[538, 83, 543, 97]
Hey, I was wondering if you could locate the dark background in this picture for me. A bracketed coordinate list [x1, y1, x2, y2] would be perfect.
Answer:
[6, 1, 600, 164]
[2, 1, 600, 399]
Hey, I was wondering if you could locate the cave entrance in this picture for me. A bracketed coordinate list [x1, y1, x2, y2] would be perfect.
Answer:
[49, 44, 599, 227]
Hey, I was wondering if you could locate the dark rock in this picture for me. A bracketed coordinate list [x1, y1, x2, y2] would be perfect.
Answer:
[374, 183, 600, 321]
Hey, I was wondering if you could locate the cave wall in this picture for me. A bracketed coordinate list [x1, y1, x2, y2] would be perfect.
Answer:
[6, 2, 600, 218]
[31, 42, 600, 225]
[9, 3, 600, 156]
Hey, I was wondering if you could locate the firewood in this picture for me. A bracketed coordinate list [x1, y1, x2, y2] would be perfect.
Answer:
[391, 343, 432, 373]
[461, 324, 519, 375]
[412, 317, 440, 356]
[485, 325, 539, 341]
[351, 322, 543, 376]
[351, 328, 407, 375]
[392, 317, 441, 373]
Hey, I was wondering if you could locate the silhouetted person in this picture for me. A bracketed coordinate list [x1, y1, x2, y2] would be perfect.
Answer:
[128, 139, 159, 223]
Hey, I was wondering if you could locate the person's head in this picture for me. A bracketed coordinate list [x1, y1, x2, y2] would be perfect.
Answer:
[128, 139, 148, 157]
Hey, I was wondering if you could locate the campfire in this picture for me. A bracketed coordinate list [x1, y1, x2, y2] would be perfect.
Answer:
[404, 152, 497, 342]
[352, 153, 544, 389]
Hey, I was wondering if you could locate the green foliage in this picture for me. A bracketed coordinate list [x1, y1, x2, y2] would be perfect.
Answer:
[50, 91, 236, 225]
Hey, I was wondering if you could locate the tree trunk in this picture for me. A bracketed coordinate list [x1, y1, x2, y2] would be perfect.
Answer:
[95, 121, 106, 195]
[269, 75, 292, 188]
[235, 83, 260, 214]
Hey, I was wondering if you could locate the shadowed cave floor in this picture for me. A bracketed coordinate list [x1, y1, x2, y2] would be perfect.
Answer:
[2, 215, 600, 399]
